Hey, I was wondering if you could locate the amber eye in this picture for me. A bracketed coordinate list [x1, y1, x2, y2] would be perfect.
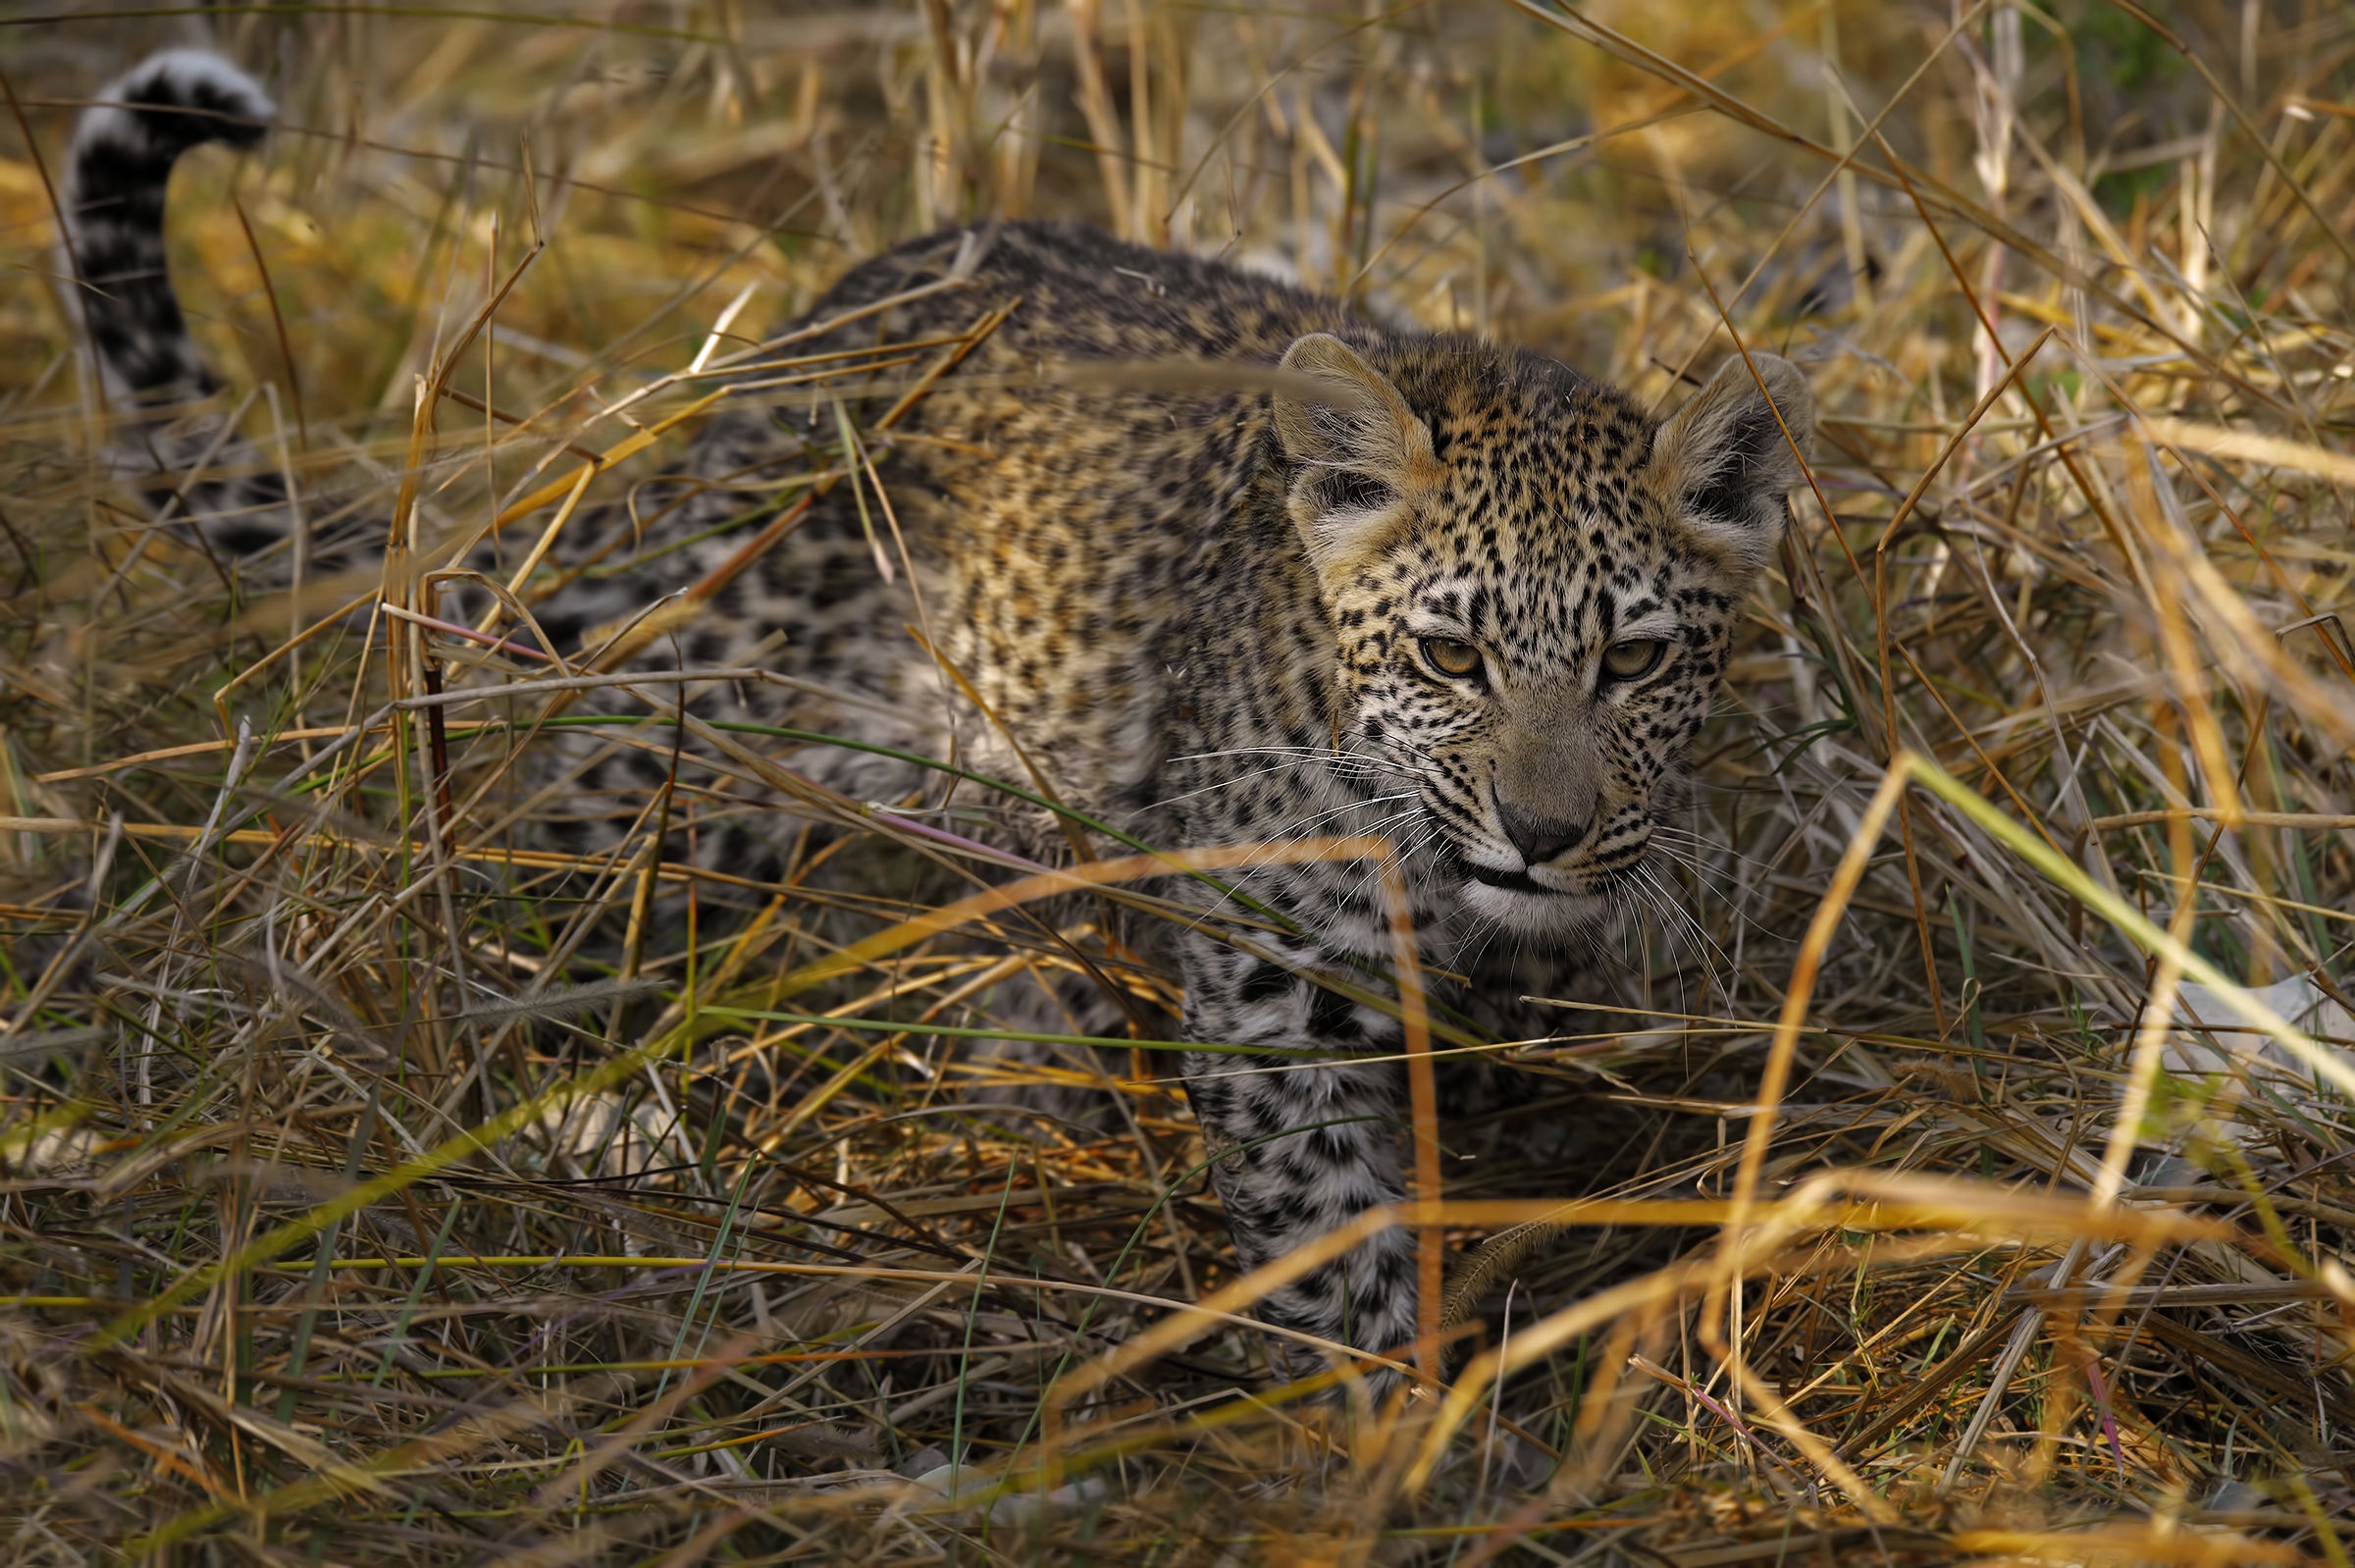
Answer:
[1420, 637, 1485, 681]
[1601, 638, 1667, 682]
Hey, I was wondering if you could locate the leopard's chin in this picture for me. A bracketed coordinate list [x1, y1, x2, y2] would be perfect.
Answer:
[1458, 878, 1612, 937]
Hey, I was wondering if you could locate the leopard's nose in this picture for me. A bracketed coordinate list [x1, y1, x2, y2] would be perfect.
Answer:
[1493, 792, 1591, 867]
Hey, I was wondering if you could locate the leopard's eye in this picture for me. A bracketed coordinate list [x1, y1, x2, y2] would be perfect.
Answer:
[1420, 637, 1485, 681]
[1601, 638, 1667, 683]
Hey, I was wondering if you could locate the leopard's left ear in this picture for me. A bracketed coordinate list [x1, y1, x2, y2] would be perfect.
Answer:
[1272, 333, 1439, 582]
[1648, 352, 1813, 574]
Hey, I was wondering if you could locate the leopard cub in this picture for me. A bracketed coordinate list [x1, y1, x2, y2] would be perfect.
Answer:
[67, 50, 1813, 1372]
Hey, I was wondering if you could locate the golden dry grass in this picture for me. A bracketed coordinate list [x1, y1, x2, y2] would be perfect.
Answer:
[4, 2, 2355, 1562]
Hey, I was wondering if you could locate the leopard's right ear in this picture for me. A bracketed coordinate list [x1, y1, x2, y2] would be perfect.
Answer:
[1272, 334, 1439, 581]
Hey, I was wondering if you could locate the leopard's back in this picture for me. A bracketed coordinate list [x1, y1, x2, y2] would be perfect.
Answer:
[578, 221, 1376, 852]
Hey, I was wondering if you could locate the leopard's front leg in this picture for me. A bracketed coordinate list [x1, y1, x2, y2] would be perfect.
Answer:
[1178, 936, 1420, 1372]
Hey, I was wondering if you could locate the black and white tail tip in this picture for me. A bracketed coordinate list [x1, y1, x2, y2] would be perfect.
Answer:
[63, 50, 274, 408]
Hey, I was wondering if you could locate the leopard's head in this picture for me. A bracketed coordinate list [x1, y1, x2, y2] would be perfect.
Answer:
[1273, 332, 1811, 939]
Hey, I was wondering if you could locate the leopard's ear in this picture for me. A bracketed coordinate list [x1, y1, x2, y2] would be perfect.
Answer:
[1272, 333, 1438, 580]
[1648, 352, 1812, 574]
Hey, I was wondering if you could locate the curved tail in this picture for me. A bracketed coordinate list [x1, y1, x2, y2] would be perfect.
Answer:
[63, 50, 289, 554]
[65, 49, 273, 405]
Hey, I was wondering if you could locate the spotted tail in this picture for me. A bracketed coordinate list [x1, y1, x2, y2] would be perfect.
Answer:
[63, 50, 288, 553]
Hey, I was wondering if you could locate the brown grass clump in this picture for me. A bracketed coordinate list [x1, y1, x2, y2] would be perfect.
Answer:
[4, 2, 2355, 1561]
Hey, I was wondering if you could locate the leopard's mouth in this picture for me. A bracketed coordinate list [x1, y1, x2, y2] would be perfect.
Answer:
[1463, 862, 1567, 896]
[1437, 845, 1578, 897]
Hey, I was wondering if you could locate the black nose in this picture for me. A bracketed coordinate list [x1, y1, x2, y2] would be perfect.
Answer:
[1494, 793, 1591, 867]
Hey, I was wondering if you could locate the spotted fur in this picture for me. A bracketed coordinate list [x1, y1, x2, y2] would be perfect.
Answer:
[70, 53, 1814, 1374]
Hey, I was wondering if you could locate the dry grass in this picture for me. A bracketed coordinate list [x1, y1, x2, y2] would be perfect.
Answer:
[4, 1, 2355, 1561]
